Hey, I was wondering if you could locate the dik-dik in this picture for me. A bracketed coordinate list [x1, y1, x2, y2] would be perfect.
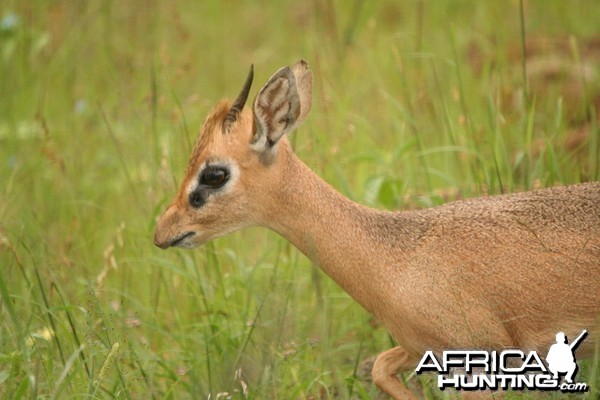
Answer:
[154, 60, 600, 399]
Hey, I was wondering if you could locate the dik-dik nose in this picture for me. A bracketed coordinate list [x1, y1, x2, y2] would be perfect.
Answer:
[153, 205, 182, 249]
[153, 224, 172, 249]
[153, 230, 170, 249]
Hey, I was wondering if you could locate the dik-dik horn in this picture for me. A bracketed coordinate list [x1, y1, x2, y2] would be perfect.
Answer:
[154, 60, 600, 399]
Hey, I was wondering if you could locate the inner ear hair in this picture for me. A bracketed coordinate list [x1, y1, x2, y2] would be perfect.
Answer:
[252, 67, 300, 146]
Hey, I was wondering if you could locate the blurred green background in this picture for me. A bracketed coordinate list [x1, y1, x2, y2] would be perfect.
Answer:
[1, 1, 599, 398]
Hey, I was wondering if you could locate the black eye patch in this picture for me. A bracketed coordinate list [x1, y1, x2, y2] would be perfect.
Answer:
[189, 190, 207, 208]
[188, 165, 230, 209]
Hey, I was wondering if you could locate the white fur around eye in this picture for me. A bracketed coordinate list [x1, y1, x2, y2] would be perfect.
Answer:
[216, 161, 239, 196]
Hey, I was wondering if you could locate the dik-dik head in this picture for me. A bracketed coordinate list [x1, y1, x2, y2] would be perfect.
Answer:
[154, 61, 312, 249]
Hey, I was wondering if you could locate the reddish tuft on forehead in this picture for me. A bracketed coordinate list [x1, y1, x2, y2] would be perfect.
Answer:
[188, 101, 232, 166]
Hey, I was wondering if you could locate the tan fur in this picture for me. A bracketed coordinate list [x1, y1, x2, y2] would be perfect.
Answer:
[154, 61, 600, 399]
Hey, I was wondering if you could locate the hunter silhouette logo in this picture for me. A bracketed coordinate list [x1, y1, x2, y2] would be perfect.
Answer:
[546, 330, 587, 384]
[415, 330, 589, 392]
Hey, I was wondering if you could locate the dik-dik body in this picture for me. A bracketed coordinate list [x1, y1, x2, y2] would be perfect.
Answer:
[154, 61, 600, 399]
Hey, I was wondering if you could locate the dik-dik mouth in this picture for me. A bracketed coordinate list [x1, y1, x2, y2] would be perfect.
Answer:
[155, 231, 196, 249]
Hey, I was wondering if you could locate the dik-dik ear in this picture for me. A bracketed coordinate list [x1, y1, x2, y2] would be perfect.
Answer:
[251, 60, 312, 152]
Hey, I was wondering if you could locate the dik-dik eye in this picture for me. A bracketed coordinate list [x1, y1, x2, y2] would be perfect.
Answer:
[200, 166, 229, 188]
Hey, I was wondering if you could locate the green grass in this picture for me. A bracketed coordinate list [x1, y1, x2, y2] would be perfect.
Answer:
[1, 1, 599, 398]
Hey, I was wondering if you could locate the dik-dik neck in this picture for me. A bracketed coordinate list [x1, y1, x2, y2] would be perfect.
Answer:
[259, 144, 420, 314]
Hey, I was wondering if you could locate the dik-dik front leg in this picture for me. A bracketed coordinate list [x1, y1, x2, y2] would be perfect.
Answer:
[373, 346, 504, 400]
[372, 346, 419, 400]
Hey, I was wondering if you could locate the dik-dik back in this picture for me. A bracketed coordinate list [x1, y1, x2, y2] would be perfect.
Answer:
[386, 182, 600, 357]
